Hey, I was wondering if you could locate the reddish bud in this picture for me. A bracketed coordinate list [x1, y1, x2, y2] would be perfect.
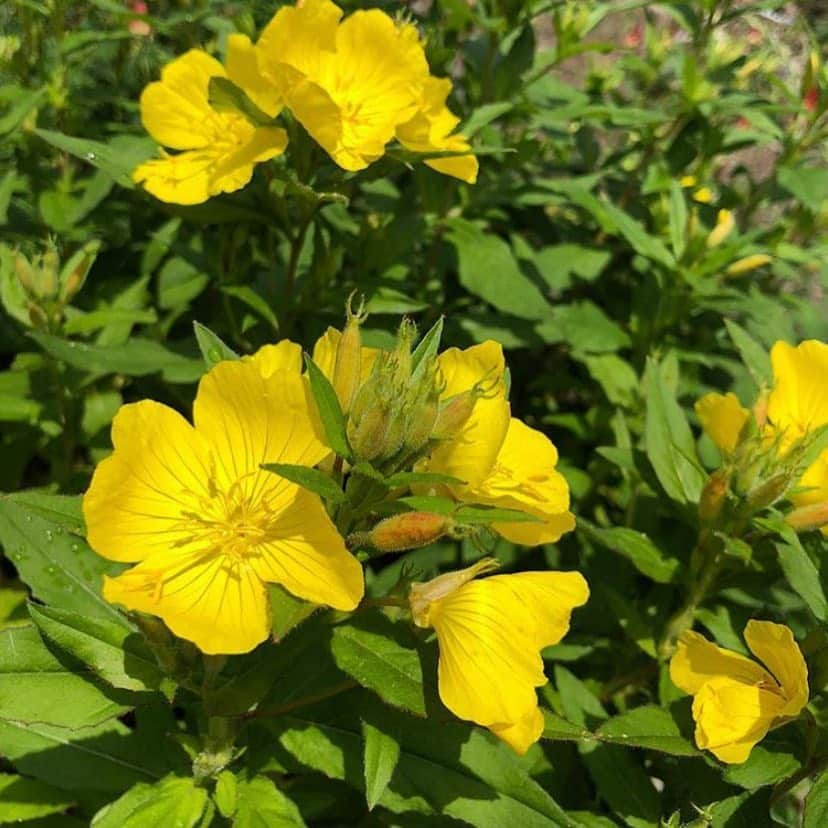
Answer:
[366, 512, 451, 552]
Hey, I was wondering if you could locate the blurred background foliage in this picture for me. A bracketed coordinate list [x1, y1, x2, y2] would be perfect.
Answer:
[1, 0, 828, 825]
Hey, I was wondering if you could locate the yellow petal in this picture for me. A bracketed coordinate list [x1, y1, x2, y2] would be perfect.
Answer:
[397, 77, 478, 184]
[492, 571, 590, 649]
[226, 33, 282, 118]
[692, 676, 783, 763]
[249, 487, 364, 610]
[429, 570, 586, 752]
[695, 392, 750, 455]
[489, 707, 544, 755]
[248, 340, 304, 377]
[670, 630, 771, 695]
[192, 358, 327, 496]
[140, 50, 226, 149]
[472, 418, 575, 546]
[743, 620, 808, 716]
[210, 125, 288, 196]
[769, 340, 828, 446]
[426, 341, 510, 488]
[257, 0, 343, 91]
[132, 151, 214, 206]
[432, 580, 546, 729]
[83, 401, 215, 563]
[103, 550, 270, 655]
[795, 452, 828, 528]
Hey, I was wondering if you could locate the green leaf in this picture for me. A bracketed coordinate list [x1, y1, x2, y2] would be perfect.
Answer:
[30, 332, 203, 383]
[270, 690, 577, 827]
[34, 129, 155, 189]
[805, 768, 828, 828]
[221, 285, 280, 331]
[268, 584, 319, 642]
[0, 773, 73, 822]
[0, 493, 127, 623]
[723, 729, 801, 789]
[444, 218, 549, 320]
[304, 354, 351, 461]
[193, 321, 238, 369]
[725, 319, 772, 389]
[538, 301, 631, 354]
[331, 614, 426, 716]
[542, 711, 592, 742]
[233, 776, 306, 827]
[214, 771, 237, 818]
[261, 463, 346, 505]
[644, 355, 706, 504]
[453, 504, 542, 524]
[580, 521, 680, 583]
[0, 709, 184, 793]
[362, 717, 400, 811]
[208, 77, 274, 128]
[28, 604, 164, 693]
[0, 624, 128, 729]
[776, 535, 828, 621]
[778, 165, 828, 213]
[410, 316, 444, 381]
[595, 705, 696, 756]
[91, 775, 208, 828]
[384, 470, 466, 489]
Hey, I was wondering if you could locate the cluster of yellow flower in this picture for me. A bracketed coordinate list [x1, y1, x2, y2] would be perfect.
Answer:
[82, 332, 828, 759]
[83, 322, 584, 754]
[132, 0, 477, 205]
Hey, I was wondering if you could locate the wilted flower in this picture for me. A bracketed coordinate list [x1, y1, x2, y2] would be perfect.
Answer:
[409, 558, 589, 754]
[83, 342, 363, 654]
[670, 621, 808, 763]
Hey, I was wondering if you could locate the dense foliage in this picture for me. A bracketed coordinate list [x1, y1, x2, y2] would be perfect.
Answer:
[1, 0, 828, 825]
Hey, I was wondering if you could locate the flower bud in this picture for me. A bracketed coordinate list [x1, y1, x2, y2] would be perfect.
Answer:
[752, 390, 769, 430]
[363, 512, 452, 553]
[706, 209, 735, 247]
[58, 241, 99, 304]
[726, 254, 772, 277]
[332, 294, 366, 414]
[699, 470, 729, 526]
[693, 187, 714, 204]
[785, 502, 828, 533]
[747, 472, 790, 510]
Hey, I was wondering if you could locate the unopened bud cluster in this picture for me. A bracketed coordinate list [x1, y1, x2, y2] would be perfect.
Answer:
[9, 240, 98, 330]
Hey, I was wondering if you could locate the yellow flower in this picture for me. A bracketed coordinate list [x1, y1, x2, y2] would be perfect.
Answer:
[256, 0, 428, 172]
[706, 208, 735, 247]
[670, 621, 808, 763]
[693, 186, 715, 204]
[409, 559, 589, 754]
[396, 77, 478, 183]
[695, 391, 750, 455]
[422, 341, 575, 545]
[83, 341, 364, 655]
[133, 49, 287, 205]
[726, 254, 772, 276]
[767, 340, 828, 529]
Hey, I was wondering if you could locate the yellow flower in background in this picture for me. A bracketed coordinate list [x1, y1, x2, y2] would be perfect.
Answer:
[83, 341, 364, 654]
[695, 391, 750, 455]
[133, 49, 287, 205]
[257, 0, 429, 171]
[706, 208, 735, 247]
[409, 559, 589, 754]
[396, 77, 479, 183]
[670, 621, 808, 763]
[422, 341, 575, 545]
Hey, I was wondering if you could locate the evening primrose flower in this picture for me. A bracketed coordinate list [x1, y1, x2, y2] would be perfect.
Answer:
[410, 559, 589, 754]
[133, 48, 287, 205]
[83, 342, 363, 654]
[256, 0, 427, 172]
[422, 341, 575, 545]
[670, 621, 808, 763]
[253, 0, 475, 179]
